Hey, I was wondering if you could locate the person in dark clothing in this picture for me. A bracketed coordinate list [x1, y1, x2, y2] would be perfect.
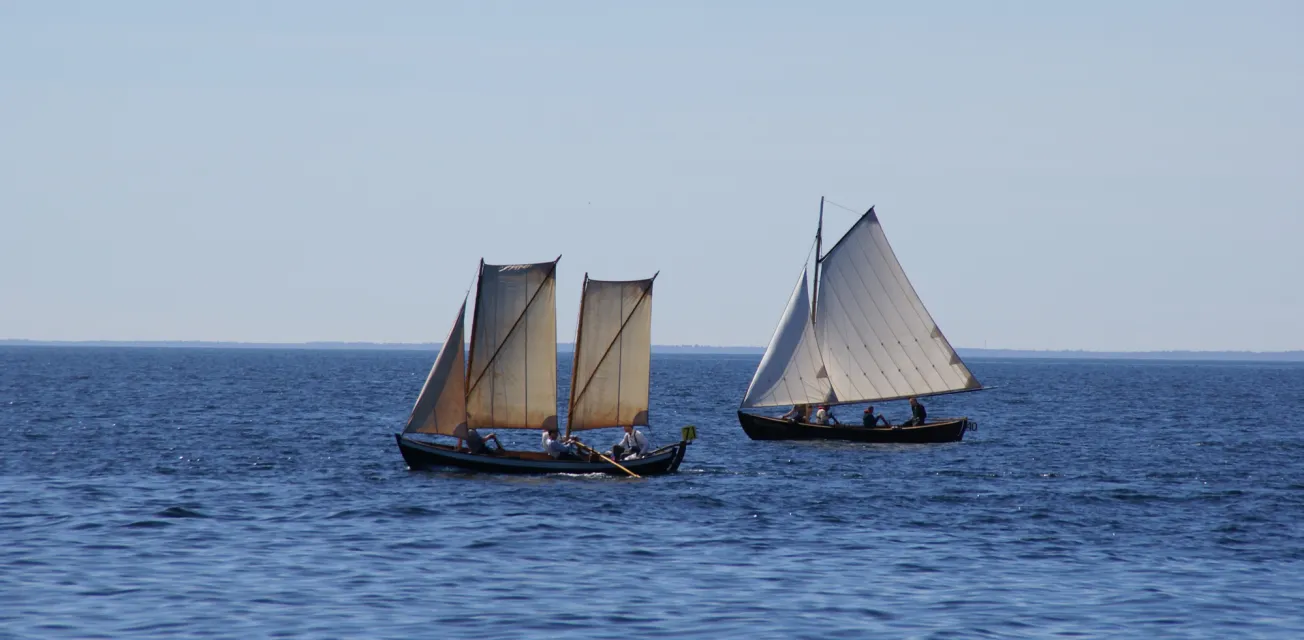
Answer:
[901, 397, 927, 427]
[862, 405, 889, 428]
[458, 426, 503, 455]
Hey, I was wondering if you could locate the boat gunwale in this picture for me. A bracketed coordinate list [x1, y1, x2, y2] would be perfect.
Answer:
[736, 411, 969, 443]
[737, 412, 969, 432]
[396, 434, 687, 475]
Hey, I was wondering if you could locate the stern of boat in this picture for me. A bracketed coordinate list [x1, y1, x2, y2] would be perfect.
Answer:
[668, 439, 689, 472]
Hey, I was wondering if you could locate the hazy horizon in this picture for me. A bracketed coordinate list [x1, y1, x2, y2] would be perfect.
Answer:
[6, 337, 1304, 359]
[4, 2, 1301, 351]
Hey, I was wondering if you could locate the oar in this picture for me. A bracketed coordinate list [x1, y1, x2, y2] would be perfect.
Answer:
[570, 440, 641, 479]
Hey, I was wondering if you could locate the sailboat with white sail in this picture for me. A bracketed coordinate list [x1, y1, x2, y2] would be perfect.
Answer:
[395, 258, 689, 475]
[737, 199, 984, 443]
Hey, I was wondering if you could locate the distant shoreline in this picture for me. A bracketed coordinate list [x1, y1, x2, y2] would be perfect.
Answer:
[0, 339, 764, 355]
[2, 339, 1303, 362]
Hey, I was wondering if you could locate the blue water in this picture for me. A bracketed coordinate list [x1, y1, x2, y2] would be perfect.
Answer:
[2, 347, 1303, 638]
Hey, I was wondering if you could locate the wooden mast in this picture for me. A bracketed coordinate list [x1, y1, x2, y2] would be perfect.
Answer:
[811, 196, 824, 324]
[464, 258, 485, 402]
[565, 273, 589, 438]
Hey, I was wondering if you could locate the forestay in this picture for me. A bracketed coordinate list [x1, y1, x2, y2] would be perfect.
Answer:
[739, 267, 834, 408]
[814, 209, 981, 404]
[402, 300, 468, 436]
[566, 276, 655, 433]
[466, 259, 560, 430]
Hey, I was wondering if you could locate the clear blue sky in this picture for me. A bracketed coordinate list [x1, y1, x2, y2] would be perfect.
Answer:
[3, 1, 1301, 351]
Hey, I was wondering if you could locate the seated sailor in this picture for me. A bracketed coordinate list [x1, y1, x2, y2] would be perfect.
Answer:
[862, 405, 889, 428]
[812, 404, 839, 426]
[610, 424, 650, 460]
[900, 397, 927, 427]
[780, 404, 808, 423]
[541, 425, 578, 459]
[456, 424, 502, 455]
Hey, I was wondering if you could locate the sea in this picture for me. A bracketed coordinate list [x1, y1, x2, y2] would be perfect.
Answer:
[2, 346, 1302, 639]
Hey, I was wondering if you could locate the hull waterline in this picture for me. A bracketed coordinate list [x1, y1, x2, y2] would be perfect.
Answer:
[737, 411, 969, 443]
[395, 434, 688, 476]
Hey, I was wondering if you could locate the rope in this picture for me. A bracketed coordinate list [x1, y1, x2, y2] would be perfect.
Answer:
[823, 199, 864, 215]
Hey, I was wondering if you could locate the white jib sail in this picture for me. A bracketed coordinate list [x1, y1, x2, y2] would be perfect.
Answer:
[466, 260, 559, 430]
[814, 209, 980, 404]
[403, 300, 468, 436]
[567, 277, 654, 433]
[740, 267, 834, 409]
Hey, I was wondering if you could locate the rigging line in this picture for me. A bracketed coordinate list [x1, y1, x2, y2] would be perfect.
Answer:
[823, 199, 863, 215]
[432, 264, 475, 357]
[463, 263, 479, 300]
[803, 235, 818, 268]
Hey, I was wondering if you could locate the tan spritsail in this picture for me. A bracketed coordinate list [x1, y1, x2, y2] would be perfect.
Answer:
[465, 258, 560, 430]
[402, 300, 468, 436]
[566, 274, 656, 434]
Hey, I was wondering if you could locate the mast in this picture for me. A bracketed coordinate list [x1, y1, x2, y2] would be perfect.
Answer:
[811, 196, 824, 324]
[565, 273, 590, 438]
[464, 258, 485, 401]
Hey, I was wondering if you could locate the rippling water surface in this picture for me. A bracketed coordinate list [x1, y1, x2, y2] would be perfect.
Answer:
[2, 346, 1303, 638]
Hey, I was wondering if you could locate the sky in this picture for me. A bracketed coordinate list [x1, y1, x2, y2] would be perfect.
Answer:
[2, 1, 1301, 351]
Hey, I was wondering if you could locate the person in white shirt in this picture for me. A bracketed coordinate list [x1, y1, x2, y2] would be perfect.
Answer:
[611, 425, 650, 460]
[811, 405, 839, 426]
[541, 426, 577, 459]
[780, 404, 808, 423]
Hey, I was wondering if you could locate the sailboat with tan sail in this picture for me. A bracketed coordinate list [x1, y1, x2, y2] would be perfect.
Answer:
[737, 198, 985, 443]
[395, 258, 689, 475]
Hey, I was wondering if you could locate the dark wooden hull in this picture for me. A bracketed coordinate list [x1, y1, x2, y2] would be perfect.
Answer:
[737, 411, 969, 443]
[395, 434, 689, 476]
